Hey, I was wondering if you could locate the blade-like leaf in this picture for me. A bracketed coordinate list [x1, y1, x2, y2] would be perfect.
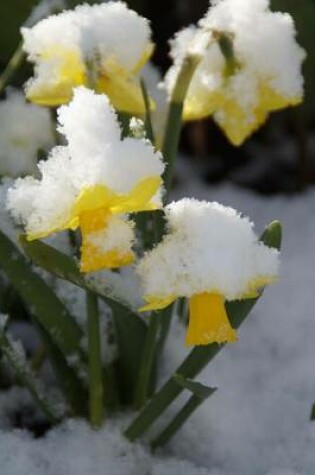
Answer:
[125, 220, 282, 440]
[0, 231, 83, 357]
[0, 230, 88, 414]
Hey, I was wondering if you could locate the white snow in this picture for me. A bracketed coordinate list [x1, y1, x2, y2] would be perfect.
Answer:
[0, 90, 54, 178]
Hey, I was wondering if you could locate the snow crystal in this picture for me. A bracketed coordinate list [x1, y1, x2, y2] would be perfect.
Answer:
[137, 198, 279, 300]
[0, 90, 53, 178]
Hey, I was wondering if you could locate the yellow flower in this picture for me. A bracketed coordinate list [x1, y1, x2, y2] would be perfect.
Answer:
[137, 199, 279, 346]
[22, 3, 154, 114]
[164, 0, 305, 145]
[7, 88, 165, 273]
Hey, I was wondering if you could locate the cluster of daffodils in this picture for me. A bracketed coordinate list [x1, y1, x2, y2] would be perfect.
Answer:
[0, 90, 53, 178]
[4, 0, 299, 349]
[7, 87, 164, 272]
[164, 0, 305, 145]
[137, 199, 279, 345]
[21, 2, 153, 114]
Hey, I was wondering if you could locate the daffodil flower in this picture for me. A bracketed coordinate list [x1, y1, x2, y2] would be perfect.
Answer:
[137, 199, 279, 346]
[7, 87, 164, 272]
[164, 0, 305, 145]
[21, 2, 154, 114]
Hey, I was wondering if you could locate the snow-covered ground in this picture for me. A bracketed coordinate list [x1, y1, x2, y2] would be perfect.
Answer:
[1, 161, 315, 474]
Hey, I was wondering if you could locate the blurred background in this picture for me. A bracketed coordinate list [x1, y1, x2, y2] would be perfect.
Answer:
[1, 0, 315, 195]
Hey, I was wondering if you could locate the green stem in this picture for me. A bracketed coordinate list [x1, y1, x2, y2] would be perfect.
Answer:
[162, 55, 201, 201]
[0, 41, 25, 95]
[87, 291, 104, 428]
[151, 394, 202, 449]
[140, 78, 155, 144]
[134, 312, 160, 409]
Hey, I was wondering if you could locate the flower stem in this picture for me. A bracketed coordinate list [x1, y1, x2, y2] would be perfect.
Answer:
[86, 290, 104, 428]
[0, 41, 25, 95]
[162, 54, 201, 201]
[134, 311, 160, 409]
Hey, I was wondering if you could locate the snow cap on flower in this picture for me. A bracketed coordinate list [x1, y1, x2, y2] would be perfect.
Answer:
[137, 198, 279, 345]
[7, 87, 164, 272]
[0, 89, 53, 178]
[164, 0, 305, 145]
[22, 2, 153, 113]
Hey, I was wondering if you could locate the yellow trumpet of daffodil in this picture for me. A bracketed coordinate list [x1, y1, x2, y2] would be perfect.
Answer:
[137, 199, 279, 346]
[21, 2, 154, 114]
[7, 87, 165, 273]
[164, 0, 305, 145]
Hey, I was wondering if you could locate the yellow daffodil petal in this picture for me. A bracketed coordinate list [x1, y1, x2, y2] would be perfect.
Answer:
[96, 47, 155, 115]
[240, 275, 278, 299]
[27, 48, 86, 106]
[139, 295, 177, 312]
[80, 243, 134, 272]
[131, 43, 155, 74]
[110, 176, 162, 214]
[214, 97, 267, 146]
[258, 84, 302, 112]
[186, 292, 237, 346]
[183, 89, 224, 122]
[97, 72, 147, 115]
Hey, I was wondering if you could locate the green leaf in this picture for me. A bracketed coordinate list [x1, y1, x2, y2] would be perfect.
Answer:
[0, 323, 61, 424]
[0, 230, 88, 414]
[125, 220, 282, 441]
[0, 231, 83, 357]
[173, 373, 216, 400]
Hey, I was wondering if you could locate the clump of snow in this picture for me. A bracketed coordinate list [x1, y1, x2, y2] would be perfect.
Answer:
[137, 198, 279, 300]
[22, 1, 152, 95]
[0, 90, 54, 178]
[6, 87, 164, 239]
[86, 215, 135, 257]
[0, 418, 208, 475]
